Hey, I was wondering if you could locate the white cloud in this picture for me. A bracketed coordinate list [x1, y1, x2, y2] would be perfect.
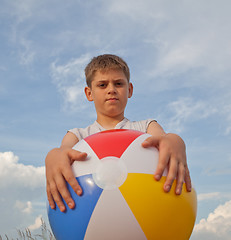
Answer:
[105, 0, 164, 22]
[156, 94, 231, 137]
[18, 37, 36, 65]
[159, 97, 217, 133]
[197, 192, 231, 202]
[15, 201, 33, 214]
[51, 54, 91, 112]
[5, 1, 39, 66]
[28, 215, 43, 231]
[103, 0, 231, 92]
[9, 0, 35, 24]
[203, 165, 231, 176]
[0, 151, 46, 234]
[197, 192, 220, 201]
[192, 200, 231, 240]
[0, 151, 45, 189]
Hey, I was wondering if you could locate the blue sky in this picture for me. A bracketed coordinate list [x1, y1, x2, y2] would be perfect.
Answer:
[0, 0, 231, 239]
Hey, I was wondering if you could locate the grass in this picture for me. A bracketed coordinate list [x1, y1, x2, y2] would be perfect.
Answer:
[0, 219, 55, 240]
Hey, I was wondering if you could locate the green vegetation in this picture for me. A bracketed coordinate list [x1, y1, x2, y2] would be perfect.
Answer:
[0, 219, 55, 240]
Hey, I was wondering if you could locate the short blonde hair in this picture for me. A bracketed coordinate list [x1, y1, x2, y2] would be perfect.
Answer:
[85, 54, 130, 87]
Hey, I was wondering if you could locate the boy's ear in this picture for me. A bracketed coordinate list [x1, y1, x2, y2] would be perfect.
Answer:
[128, 82, 133, 98]
[84, 86, 93, 101]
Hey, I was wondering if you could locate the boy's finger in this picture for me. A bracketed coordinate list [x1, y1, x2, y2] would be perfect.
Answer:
[63, 166, 83, 196]
[163, 158, 178, 192]
[175, 163, 185, 195]
[49, 180, 66, 212]
[185, 166, 192, 192]
[154, 148, 170, 181]
[46, 184, 56, 209]
[55, 173, 76, 210]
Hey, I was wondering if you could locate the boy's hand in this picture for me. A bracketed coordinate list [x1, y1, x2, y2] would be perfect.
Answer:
[142, 133, 191, 195]
[45, 148, 87, 212]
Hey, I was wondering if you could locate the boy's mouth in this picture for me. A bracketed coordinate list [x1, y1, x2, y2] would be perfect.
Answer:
[106, 98, 119, 101]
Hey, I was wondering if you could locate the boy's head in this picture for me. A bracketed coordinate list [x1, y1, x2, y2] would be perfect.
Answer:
[85, 54, 130, 87]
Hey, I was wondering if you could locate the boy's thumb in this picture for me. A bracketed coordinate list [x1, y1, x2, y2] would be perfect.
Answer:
[68, 149, 87, 161]
[142, 136, 159, 148]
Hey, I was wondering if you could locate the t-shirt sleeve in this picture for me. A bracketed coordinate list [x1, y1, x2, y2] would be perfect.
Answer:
[145, 119, 157, 132]
[68, 122, 101, 141]
[68, 128, 83, 141]
[124, 119, 157, 133]
[139, 119, 157, 133]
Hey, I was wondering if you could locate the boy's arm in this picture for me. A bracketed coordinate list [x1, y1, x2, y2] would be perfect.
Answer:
[143, 121, 191, 195]
[45, 132, 87, 212]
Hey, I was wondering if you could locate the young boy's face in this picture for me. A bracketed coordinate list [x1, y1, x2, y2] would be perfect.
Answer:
[85, 69, 133, 120]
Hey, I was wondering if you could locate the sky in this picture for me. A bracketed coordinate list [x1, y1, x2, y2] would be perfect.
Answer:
[0, 0, 231, 239]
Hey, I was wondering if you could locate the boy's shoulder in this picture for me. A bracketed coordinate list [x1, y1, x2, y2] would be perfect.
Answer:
[68, 121, 103, 141]
[122, 118, 156, 133]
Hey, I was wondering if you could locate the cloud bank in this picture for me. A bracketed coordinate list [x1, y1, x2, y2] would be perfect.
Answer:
[192, 200, 231, 240]
[0, 152, 46, 234]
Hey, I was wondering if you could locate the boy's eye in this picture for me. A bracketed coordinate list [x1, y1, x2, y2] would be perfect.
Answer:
[115, 82, 123, 86]
[98, 83, 106, 88]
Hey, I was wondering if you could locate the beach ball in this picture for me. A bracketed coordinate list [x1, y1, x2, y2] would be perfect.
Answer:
[47, 129, 197, 240]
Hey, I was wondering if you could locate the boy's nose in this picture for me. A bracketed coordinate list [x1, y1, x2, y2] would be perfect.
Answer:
[107, 84, 117, 94]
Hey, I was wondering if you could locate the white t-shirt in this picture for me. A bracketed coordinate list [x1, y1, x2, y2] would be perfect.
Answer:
[68, 118, 155, 141]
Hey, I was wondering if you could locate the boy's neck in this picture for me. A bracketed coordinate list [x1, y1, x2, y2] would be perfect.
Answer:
[96, 115, 125, 130]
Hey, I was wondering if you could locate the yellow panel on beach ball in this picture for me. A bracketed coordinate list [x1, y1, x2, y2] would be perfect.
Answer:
[119, 173, 197, 240]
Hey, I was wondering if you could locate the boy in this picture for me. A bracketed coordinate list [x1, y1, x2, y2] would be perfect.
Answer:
[45, 54, 191, 212]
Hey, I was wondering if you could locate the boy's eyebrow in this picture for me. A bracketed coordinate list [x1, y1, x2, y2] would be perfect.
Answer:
[97, 78, 126, 82]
